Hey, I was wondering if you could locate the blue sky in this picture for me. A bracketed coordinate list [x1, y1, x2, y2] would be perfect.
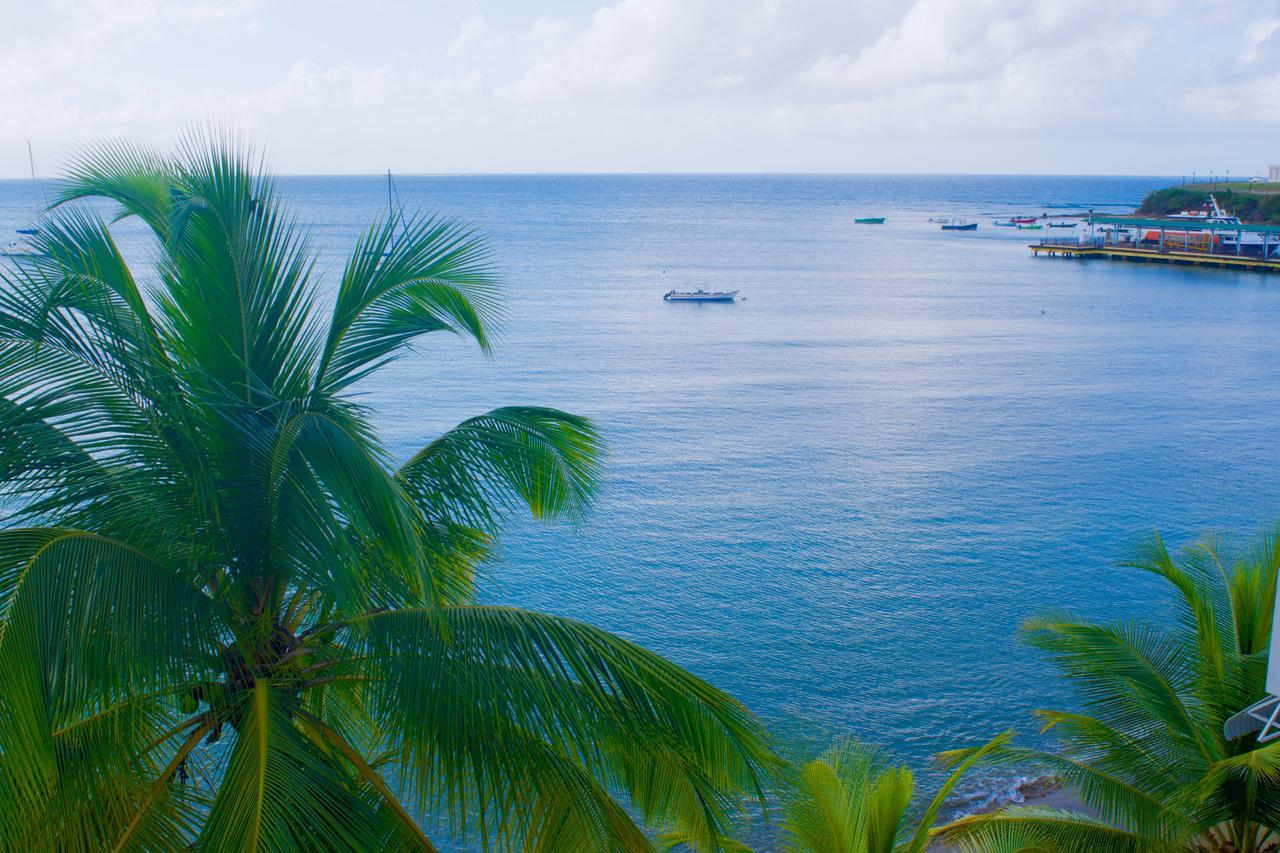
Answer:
[2, 0, 1279, 177]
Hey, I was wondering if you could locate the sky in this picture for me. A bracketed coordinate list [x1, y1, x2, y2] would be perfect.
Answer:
[1, 0, 1278, 177]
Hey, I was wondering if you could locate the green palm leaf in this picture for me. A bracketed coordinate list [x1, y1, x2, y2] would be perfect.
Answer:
[341, 605, 774, 849]
[397, 406, 602, 530]
[197, 682, 386, 851]
[941, 527, 1280, 852]
[0, 133, 777, 851]
[776, 732, 1008, 853]
[937, 806, 1146, 852]
[319, 214, 499, 392]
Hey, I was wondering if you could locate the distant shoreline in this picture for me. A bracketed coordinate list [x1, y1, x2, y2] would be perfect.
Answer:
[1138, 183, 1280, 224]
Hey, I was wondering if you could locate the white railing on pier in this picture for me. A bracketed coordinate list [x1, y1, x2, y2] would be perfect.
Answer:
[1038, 237, 1101, 247]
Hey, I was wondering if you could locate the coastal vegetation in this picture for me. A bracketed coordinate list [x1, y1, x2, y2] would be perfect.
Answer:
[1138, 186, 1280, 223]
[771, 529, 1280, 853]
[0, 136, 776, 851]
[779, 733, 1009, 852]
[939, 529, 1280, 852]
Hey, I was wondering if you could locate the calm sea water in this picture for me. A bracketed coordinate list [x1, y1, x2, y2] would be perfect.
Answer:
[5, 173, 1280, 809]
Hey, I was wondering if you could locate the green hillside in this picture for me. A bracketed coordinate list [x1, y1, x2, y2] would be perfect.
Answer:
[1138, 185, 1280, 223]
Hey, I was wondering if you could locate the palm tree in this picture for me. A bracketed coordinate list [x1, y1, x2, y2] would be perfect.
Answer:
[0, 135, 775, 851]
[937, 528, 1280, 852]
[780, 733, 1009, 852]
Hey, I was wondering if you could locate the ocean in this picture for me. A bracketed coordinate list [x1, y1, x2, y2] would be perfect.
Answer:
[5, 172, 1280, 815]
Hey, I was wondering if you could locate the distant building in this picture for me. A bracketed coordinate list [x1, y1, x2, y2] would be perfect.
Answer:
[1270, 165, 1280, 182]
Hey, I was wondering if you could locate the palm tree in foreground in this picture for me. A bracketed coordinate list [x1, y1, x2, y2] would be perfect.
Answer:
[938, 528, 1280, 852]
[780, 733, 1009, 852]
[0, 136, 774, 851]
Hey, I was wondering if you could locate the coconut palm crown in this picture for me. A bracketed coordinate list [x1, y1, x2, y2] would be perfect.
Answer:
[0, 136, 774, 851]
[780, 733, 1009, 853]
[939, 528, 1280, 852]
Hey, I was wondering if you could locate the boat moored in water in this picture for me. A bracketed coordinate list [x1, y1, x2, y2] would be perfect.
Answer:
[2, 144, 47, 259]
[854, 216, 885, 224]
[940, 220, 978, 231]
[664, 289, 739, 302]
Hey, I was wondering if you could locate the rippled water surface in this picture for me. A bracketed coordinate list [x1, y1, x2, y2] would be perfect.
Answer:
[5, 173, 1280, 801]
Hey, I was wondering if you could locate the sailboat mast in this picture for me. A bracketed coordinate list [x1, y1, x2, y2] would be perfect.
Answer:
[26, 141, 47, 209]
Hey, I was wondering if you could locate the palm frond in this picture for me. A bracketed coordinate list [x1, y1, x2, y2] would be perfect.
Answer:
[318, 214, 499, 392]
[198, 682, 386, 851]
[781, 741, 909, 853]
[974, 526, 1280, 851]
[341, 605, 776, 849]
[52, 138, 174, 232]
[1022, 617, 1214, 764]
[937, 806, 1146, 853]
[397, 406, 602, 531]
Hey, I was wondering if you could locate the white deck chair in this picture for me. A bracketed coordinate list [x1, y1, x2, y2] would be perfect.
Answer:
[1225, 590, 1280, 742]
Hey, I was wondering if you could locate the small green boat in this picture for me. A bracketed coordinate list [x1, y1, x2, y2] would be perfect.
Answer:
[854, 216, 886, 224]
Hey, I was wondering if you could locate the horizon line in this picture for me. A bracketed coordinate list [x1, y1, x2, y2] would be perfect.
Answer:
[0, 170, 1187, 181]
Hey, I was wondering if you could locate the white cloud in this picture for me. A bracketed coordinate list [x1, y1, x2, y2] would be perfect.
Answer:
[261, 62, 396, 110]
[1182, 74, 1280, 124]
[707, 73, 746, 90]
[0, 0, 1276, 175]
[799, 0, 1149, 93]
[1241, 17, 1280, 65]
[495, 0, 785, 102]
[446, 15, 494, 61]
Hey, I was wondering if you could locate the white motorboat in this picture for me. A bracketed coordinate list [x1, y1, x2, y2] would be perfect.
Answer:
[663, 288, 738, 302]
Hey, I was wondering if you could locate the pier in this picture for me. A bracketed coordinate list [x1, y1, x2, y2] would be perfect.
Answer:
[1030, 215, 1280, 274]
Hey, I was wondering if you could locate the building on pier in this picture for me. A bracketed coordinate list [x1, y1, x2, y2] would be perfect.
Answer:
[1030, 209, 1280, 273]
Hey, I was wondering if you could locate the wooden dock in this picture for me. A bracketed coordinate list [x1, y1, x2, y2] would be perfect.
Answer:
[1031, 239, 1280, 274]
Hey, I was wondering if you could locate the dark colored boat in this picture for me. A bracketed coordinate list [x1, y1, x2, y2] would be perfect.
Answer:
[940, 221, 978, 231]
[854, 216, 886, 224]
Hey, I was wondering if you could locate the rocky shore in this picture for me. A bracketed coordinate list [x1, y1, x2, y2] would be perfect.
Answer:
[930, 776, 1093, 851]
